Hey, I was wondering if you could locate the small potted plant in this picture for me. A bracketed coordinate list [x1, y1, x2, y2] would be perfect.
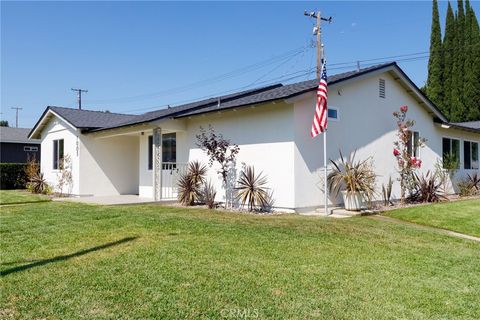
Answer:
[327, 151, 377, 211]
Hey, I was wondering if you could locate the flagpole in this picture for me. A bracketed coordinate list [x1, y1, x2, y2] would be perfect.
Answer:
[324, 130, 328, 215]
[322, 46, 329, 216]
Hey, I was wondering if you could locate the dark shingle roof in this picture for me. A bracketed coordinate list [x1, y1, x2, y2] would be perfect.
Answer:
[90, 62, 396, 132]
[1, 127, 40, 143]
[49, 106, 137, 129]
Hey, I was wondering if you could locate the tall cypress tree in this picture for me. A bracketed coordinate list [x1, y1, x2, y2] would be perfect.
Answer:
[442, 2, 456, 120]
[463, 0, 480, 120]
[450, 0, 466, 122]
[426, 0, 444, 108]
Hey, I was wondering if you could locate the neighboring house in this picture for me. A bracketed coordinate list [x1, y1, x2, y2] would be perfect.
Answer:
[29, 62, 479, 211]
[0, 127, 41, 163]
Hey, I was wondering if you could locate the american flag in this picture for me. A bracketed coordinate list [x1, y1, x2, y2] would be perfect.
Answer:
[310, 62, 328, 138]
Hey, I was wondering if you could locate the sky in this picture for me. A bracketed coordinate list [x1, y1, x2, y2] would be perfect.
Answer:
[2, 1, 479, 128]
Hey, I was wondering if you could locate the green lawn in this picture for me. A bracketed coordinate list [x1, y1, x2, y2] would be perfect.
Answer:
[385, 199, 480, 237]
[0, 190, 50, 205]
[1, 201, 479, 319]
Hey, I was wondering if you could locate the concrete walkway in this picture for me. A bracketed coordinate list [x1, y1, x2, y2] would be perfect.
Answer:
[369, 215, 480, 242]
[53, 195, 169, 206]
[300, 207, 367, 218]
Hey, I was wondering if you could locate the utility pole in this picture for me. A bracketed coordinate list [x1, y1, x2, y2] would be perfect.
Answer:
[71, 88, 88, 110]
[11, 107, 22, 128]
[304, 11, 332, 79]
[304, 10, 332, 216]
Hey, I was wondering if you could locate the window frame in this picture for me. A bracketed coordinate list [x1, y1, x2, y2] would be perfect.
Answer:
[327, 107, 340, 122]
[407, 130, 421, 158]
[442, 136, 461, 169]
[148, 133, 177, 171]
[24, 146, 38, 152]
[52, 139, 64, 170]
[464, 140, 479, 170]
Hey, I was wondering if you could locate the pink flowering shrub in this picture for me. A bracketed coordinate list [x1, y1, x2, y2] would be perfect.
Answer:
[392, 105, 426, 203]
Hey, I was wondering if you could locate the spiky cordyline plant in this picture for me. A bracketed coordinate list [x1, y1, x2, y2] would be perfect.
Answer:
[201, 180, 217, 209]
[235, 165, 269, 212]
[467, 172, 480, 191]
[188, 160, 207, 186]
[327, 151, 377, 203]
[409, 171, 445, 203]
[177, 172, 200, 206]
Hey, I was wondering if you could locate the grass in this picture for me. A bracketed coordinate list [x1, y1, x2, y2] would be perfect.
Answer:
[385, 199, 480, 237]
[1, 200, 479, 319]
[0, 190, 50, 205]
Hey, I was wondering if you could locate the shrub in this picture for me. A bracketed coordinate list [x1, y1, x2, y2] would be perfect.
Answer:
[235, 165, 269, 212]
[188, 161, 207, 186]
[466, 172, 480, 192]
[392, 105, 426, 203]
[177, 161, 208, 206]
[457, 173, 480, 197]
[201, 180, 217, 209]
[457, 179, 476, 197]
[382, 176, 394, 206]
[177, 172, 200, 206]
[409, 171, 445, 203]
[25, 156, 40, 183]
[0, 163, 27, 189]
[28, 173, 51, 195]
[196, 126, 240, 208]
[328, 151, 377, 203]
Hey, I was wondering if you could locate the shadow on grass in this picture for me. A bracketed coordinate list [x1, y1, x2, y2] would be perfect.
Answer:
[1, 236, 138, 277]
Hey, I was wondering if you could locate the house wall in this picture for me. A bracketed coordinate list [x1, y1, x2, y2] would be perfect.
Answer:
[0, 142, 40, 163]
[184, 102, 296, 210]
[79, 134, 139, 196]
[39, 117, 81, 194]
[293, 71, 480, 210]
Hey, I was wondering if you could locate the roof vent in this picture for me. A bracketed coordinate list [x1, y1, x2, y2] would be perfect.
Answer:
[379, 78, 386, 98]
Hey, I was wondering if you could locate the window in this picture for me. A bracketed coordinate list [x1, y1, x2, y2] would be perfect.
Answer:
[148, 135, 153, 170]
[24, 146, 38, 152]
[379, 78, 386, 98]
[327, 108, 339, 120]
[442, 137, 460, 169]
[148, 133, 177, 170]
[53, 139, 64, 170]
[406, 131, 421, 157]
[464, 141, 479, 170]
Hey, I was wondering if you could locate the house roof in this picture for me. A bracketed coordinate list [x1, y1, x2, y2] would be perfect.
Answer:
[452, 121, 480, 130]
[1, 127, 40, 144]
[90, 62, 403, 132]
[29, 61, 478, 138]
[47, 106, 137, 129]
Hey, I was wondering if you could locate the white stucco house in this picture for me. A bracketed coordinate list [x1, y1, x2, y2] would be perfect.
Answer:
[29, 62, 479, 212]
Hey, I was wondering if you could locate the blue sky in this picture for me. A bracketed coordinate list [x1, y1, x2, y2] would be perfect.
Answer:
[2, 1, 479, 128]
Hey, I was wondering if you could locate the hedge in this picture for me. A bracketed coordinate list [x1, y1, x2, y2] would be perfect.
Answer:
[0, 163, 28, 189]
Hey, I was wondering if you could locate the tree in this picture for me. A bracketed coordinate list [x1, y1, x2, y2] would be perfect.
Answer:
[463, 0, 480, 120]
[449, 0, 467, 122]
[426, 0, 444, 108]
[0, 120, 9, 127]
[196, 126, 240, 208]
[442, 2, 456, 119]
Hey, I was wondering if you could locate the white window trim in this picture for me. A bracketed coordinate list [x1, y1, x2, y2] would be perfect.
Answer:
[327, 106, 340, 122]
[24, 146, 38, 152]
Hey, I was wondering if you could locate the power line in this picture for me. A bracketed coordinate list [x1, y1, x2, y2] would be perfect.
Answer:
[84, 45, 312, 104]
